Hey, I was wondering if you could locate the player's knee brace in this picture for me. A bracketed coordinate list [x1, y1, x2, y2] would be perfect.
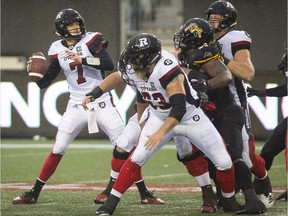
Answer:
[113, 147, 131, 160]
[177, 152, 208, 177]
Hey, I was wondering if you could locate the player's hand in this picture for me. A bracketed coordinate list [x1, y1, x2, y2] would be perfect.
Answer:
[246, 87, 266, 97]
[82, 96, 94, 110]
[144, 131, 164, 151]
[190, 79, 209, 92]
[199, 92, 216, 110]
[65, 50, 82, 64]
[26, 58, 32, 72]
[178, 52, 189, 68]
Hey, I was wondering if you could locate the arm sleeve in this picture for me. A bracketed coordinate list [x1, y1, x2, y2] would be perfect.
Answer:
[86, 34, 114, 71]
[168, 93, 187, 122]
[264, 84, 287, 97]
[36, 57, 61, 89]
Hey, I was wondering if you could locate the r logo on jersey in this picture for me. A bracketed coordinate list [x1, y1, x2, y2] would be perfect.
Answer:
[192, 115, 200, 122]
[164, 59, 173, 65]
[99, 102, 106, 108]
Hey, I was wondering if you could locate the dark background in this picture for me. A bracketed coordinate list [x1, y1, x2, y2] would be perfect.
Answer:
[1, 0, 287, 139]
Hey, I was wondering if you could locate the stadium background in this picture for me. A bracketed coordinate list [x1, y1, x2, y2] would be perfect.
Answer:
[1, 0, 287, 139]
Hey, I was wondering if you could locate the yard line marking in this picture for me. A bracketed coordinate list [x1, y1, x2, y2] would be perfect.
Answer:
[0, 144, 263, 151]
[77, 173, 189, 184]
[1, 182, 285, 193]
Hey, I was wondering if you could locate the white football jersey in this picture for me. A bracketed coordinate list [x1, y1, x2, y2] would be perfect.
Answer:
[48, 32, 111, 104]
[217, 30, 252, 107]
[126, 50, 199, 121]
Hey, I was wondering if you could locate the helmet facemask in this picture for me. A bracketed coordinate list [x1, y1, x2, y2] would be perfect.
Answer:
[117, 49, 136, 86]
[278, 51, 288, 74]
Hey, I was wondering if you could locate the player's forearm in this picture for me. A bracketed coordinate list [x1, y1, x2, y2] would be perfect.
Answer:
[207, 70, 232, 89]
[99, 72, 122, 92]
[227, 60, 255, 81]
[264, 84, 287, 97]
[157, 117, 179, 136]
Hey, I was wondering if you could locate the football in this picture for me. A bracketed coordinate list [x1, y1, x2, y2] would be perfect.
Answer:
[28, 52, 47, 82]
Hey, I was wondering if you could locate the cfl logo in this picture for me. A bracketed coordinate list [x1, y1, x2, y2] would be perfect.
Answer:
[138, 38, 149, 47]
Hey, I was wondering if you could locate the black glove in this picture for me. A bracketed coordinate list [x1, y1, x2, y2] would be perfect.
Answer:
[178, 52, 189, 68]
[86, 86, 104, 102]
[190, 79, 210, 92]
[246, 87, 266, 97]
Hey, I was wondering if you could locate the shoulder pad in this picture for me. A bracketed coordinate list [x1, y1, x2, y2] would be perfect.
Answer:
[187, 45, 220, 67]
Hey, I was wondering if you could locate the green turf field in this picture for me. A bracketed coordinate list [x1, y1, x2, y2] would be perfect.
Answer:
[1, 139, 287, 215]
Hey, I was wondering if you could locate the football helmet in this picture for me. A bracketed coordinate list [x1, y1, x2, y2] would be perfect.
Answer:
[55, 8, 86, 40]
[173, 18, 214, 51]
[205, 0, 238, 31]
[278, 50, 287, 74]
[125, 33, 161, 71]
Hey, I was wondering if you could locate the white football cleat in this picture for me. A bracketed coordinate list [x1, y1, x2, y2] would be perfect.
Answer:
[258, 193, 274, 208]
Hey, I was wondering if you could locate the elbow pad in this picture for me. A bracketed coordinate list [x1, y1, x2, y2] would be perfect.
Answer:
[168, 94, 186, 122]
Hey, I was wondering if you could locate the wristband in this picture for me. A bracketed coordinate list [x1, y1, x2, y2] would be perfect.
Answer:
[82, 57, 100, 66]
[86, 86, 104, 101]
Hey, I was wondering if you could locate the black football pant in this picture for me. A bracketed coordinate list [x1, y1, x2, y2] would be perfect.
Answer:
[207, 102, 253, 191]
[260, 117, 287, 170]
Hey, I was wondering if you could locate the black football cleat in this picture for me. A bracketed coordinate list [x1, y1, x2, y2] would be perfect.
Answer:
[96, 194, 120, 216]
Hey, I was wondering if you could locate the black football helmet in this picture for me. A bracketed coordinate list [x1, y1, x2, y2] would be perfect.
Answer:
[173, 18, 214, 51]
[278, 50, 287, 74]
[125, 33, 161, 71]
[205, 0, 238, 31]
[55, 8, 86, 40]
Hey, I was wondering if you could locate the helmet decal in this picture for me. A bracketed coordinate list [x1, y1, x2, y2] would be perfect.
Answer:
[137, 38, 149, 48]
[185, 23, 203, 39]
[56, 11, 64, 20]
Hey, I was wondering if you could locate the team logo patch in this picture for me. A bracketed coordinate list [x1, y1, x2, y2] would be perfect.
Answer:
[76, 46, 82, 52]
[204, 52, 213, 58]
[150, 82, 155, 88]
[192, 115, 200, 122]
[185, 23, 203, 39]
[99, 102, 106, 108]
[164, 59, 173, 65]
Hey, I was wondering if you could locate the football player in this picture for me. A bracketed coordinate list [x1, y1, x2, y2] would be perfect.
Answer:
[247, 50, 288, 201]
[173, 17, 266, 214]
[205, 0, 274, 208]
[12, 8, 162, 206]
[83, 33, 244, 215]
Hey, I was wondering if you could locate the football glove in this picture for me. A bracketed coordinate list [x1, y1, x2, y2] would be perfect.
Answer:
[190, 79, 210, 92]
